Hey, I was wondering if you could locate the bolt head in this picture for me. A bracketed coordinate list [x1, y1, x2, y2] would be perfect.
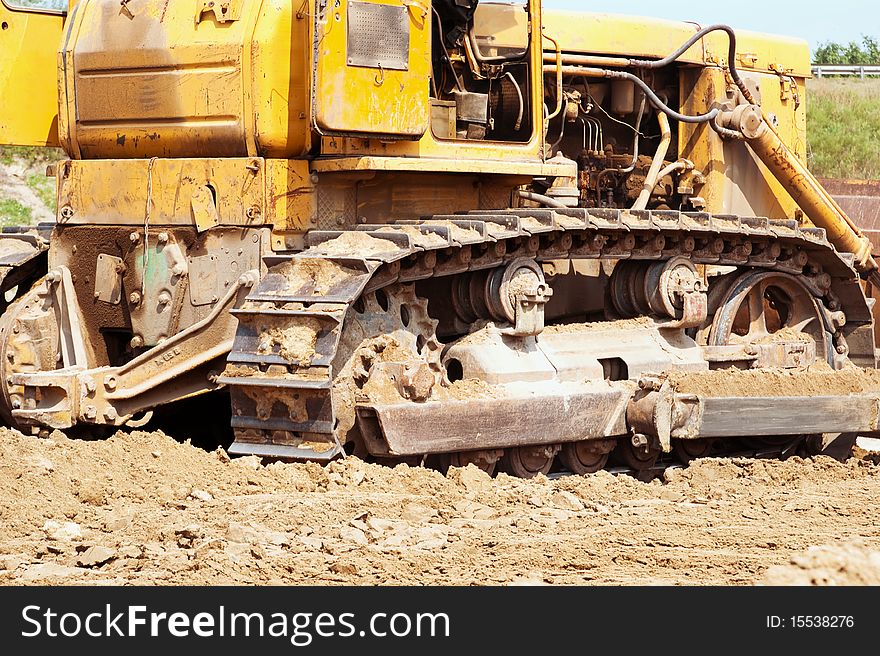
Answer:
[130, 336, 144, 349]
[104, 407, 118, 421]
[84, 405, 98, 420]
[157, 232, 169, 244]
[105, 376, 117, 391]
[129, 232, 140, 243]
[129, 291, 141, 305]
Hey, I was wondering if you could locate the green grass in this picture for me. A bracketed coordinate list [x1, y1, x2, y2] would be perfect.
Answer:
[0, 145, 63, 167]
[26, 173, 56, 212]
[0, 198, 33, 227]
[807, 79, 880, 179]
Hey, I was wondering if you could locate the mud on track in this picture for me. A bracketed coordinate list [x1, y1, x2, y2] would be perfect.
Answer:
[1, 427, 879, 585]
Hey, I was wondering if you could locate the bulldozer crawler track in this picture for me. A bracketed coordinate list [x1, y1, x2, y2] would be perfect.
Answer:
[221, 207, 869, 462]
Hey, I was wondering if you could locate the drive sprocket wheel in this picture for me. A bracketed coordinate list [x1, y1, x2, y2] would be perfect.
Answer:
[331, 283, 445, 456]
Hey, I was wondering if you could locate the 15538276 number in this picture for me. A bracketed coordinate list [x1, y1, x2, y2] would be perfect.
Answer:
[791, 616, 854, 628]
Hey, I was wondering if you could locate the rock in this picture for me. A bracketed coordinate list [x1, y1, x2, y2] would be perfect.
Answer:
[551, 491, 584, 512]
[75, 479, 107, 506]
[527, 494, 545, 507]
[329, 561, 359, 576]
[43, 520, 82, 542]
[215, 448, 231, 463]
[103, 512, 133, 532]
[412, 526, 449, 549]
[507, 575, 550, 586]
[117, 546, 142, 559]
[17, 563, 86, 581]
[176, 525, 202, 540]
[401, 502, 438, 523]
[226, 522, 290, 547]
[366, 517, 403, 534]
[188, 489, 214, 502]
[472, 505, 497, 520]
[339, 526, 369, 546]
[349, 518, 370, 532]
[76, 546, 117, 568]
[450, 499, 496, 520]
[226, 523, 250, 543]
[299, 536, 323, 550]
[28, 455, 55, 473]
[175, 525, 203, 547]
[234, 455, 262, 470]
[447, 464, 491, 490]
[151, 450, 162, 458]
[0, 554, 27, 572]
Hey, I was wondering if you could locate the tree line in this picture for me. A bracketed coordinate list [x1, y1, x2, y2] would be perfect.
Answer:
[814, 36, 880, 64]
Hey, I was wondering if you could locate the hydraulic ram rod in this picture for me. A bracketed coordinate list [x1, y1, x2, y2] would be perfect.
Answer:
[720, 104, 879, 280]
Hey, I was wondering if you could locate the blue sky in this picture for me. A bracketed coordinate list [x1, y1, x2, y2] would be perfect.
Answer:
[542, 0, 876, 51]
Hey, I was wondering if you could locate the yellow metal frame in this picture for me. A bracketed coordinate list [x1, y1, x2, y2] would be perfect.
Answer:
[0, 0, 66, 147]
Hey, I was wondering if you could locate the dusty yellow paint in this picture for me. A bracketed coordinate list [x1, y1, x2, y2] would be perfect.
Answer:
[0, 1, 66, 146]
[58, 0, 311, 159]
[311, 154, 575, 177]
[679, 67, 807, 220]
[37, 0, 826, 238]
[56, 157, 267, 226]
[312, 0, 432, 138]
[265, 158, 316, 233]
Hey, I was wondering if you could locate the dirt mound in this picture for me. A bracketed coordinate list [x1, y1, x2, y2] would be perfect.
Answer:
[763, 543, 880, 585]
[667, 365, 880, 397]
[1, 427, 879, 585]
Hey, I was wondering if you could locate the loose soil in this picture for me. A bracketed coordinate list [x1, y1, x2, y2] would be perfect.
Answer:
[667, 364, 880, 397]
[2, 427, 879, 586]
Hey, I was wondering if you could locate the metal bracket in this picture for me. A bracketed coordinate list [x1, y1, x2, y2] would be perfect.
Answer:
[191, 185, 220, 233]
[506, 286, 553, 337]
[195, 0, 243, 24]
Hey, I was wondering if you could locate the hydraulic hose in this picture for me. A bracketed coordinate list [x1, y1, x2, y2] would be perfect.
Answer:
[628, 24, 756, 105]
[546, 65, 719, 124]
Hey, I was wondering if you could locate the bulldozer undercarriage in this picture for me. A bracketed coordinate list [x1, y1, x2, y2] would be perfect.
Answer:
[0, 208, 877, 478]
[212, 207, 878, 477]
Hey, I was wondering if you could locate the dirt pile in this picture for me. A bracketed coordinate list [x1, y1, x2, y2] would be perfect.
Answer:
[1, 427, 879, 585]
[763, 542, 880, 585]
[667, 364, 880, 397]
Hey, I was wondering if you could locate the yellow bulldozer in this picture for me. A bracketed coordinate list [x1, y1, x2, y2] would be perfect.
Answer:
[1, 0, 879, 477]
